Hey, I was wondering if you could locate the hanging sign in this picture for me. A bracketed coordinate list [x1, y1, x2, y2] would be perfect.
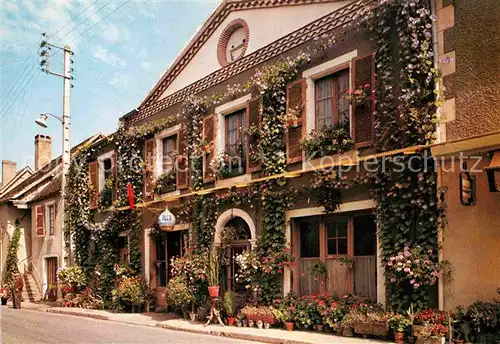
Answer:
[158, 207, 176, 231]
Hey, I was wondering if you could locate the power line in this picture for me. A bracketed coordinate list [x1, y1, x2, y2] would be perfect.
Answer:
[0, 53, 38, 110]
[48, 0, 98, 41]
[67, 0, 131, 45]
[0, 66, 41, 121]
[53, 0, 114, 46]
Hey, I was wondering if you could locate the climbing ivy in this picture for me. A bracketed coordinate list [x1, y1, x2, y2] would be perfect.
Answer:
[4, 220, 22, 286]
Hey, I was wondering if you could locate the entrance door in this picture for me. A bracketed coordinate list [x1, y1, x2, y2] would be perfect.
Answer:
[46, 257, 58, 301]
[155, 230, 187, 288]
[293, 212, 376, 299]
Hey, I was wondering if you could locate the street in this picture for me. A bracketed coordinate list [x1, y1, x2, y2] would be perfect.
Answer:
[0, 307, 261, 344]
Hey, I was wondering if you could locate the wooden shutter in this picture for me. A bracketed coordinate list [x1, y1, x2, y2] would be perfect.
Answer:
[176, 126, 189, 189]
[112, 152, 118, 201]
[35, 205, 45, 236]
[286, 78, 306, 164]
[246, 97, 262, 172]
[89, 160, 98, 209]
[144, 138, 156, 200]
[202, 115, 216, 183]
[352, 54, 375, 147]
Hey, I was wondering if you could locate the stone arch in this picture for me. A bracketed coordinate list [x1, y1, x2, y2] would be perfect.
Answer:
[214, 208, 256, 246]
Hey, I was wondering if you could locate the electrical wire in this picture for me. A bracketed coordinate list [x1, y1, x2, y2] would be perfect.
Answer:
[49, 0, 100, 41]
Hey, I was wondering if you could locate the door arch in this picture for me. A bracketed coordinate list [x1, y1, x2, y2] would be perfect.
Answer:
[214, 208, 256, 292]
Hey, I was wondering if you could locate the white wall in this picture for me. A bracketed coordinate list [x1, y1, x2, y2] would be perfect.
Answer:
[159, 1, 352, 98]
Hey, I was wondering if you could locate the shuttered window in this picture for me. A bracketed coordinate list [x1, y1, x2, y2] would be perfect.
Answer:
[176, 126, 189, 189]
[36, 205, 45, 236]
[246, 97, 262, 172]
[286, 79, 306, 164]
[315, 69, 350, 130]
[162, 135, 177, 172]
[89, 161, 99, 209]
[144, 139, 156, 199]
[46, 204, 55, 236]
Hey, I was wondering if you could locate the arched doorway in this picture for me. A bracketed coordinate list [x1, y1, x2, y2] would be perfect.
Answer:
[215, 208, 255, 293]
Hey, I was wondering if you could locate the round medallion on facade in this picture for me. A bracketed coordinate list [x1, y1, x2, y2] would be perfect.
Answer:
[217, 19, 250, 67]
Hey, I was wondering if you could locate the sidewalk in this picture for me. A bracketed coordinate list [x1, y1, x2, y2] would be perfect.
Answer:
[24, 304, 386, 344]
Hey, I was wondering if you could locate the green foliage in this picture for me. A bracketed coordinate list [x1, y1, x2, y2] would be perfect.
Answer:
[300, 123, 353, 159]
[153, 171, 176, 195]
[4, 221, 21, 286]
[207, 249, 222, 286]
[192, 195, 218, 251]
[57, 266, 87, 287]
[387, 313, 412, 332]
[99, 178, 114, 209]
[112, 276, 148, 310]
[164, 276, 195, 307]
[223, 291, 237, 316]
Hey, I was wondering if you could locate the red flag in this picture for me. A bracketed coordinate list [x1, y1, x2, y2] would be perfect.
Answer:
[127, 182, 135, 210]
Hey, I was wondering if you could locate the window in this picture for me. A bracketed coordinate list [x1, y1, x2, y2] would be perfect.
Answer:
[118, 236, 129, 263]
[162, 135, 177, 172]
[46, 204, 55, 236]
[326, 219, 348, 256]
[224, 109, 246, 174]
[300, 219, 320, 258]
[315, 69, 350, 130]
[103, 158, 113, 182]
[225, 110, 245, 150]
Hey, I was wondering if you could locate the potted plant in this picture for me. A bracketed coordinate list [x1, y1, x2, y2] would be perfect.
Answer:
[388, 313, 411, 343]
[153, 170, 176, 195]
[343, 84, 371, 106]
[277, 106, 300, 129]
[341, 311, 358, 337]
[223, 291, 237, 326]
[207, 249, 221, 297]
[273, 305, 296, 331]
[339, 257, 355, 269]
[1, 286, 9, 305]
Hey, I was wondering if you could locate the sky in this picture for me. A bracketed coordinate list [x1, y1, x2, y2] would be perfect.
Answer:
[0, 0, 218, 179]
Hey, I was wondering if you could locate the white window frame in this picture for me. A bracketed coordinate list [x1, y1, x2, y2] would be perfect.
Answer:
[97, 151, 115, 192]
[155, 124, 181, 176]
[44, 201, 56, 237]
[302, 50, 358, 136]
[215, 93, 251, 157]
[214, 94, 253, 188]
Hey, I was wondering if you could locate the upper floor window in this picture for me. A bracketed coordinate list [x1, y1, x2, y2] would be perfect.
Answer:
[103, 158, 113, 182]
[224, 109, 246, 175]
[315, 69, 350, 130]
[46, 204, 55, 236]
[162, 135, 177, 173]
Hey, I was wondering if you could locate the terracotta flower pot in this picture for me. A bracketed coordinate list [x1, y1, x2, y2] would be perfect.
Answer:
[285, 322, 295, 331]
[342, 327, 354, 337]
[394, 331, 405, 343]
[207, 286, 220, 297]
[227, 317, 235, 326]
[177, 155, 184, 163]
[316, 324, 325, 332]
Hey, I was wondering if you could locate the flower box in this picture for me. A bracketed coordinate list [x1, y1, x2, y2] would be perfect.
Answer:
[371, 322, 389, 336]
[353, 322, 372, 335]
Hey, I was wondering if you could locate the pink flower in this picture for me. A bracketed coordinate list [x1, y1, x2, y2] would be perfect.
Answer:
[387, 261, 393, 266]
[413, 283, 420, 288]
[404, 268, 411, 273]
[390, 278, 396, 283]
[410, 279, 415, 285]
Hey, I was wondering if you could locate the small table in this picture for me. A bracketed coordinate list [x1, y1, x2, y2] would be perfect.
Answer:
[204, 296, 225, 327]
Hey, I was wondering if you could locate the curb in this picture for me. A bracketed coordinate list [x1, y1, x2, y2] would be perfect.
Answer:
[46, 308, 109, 321]
[155, 323, 311, 344]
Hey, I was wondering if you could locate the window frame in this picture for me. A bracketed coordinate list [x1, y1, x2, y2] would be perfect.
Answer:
[314, 67, 350, 131]
[155, 124, 182, 176]
[45, 202, 56, 237]
[97, 151, 115, 192]
[161, 134, 178, 173]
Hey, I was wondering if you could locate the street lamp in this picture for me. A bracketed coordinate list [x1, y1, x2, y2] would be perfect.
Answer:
[35, 112, 71, 269]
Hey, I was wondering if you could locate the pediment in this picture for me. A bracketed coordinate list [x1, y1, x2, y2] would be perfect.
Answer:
[140, 0, 354, 109]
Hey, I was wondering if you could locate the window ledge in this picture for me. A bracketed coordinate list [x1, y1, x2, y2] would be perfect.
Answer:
[155, 189, 181, 198]
[215, 173, 251, 188]
[302, 150, 358, 170]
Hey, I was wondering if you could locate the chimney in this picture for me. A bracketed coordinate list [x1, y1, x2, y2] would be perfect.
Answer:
[35, 134, 52, 171]
[2, 160, 17, 186]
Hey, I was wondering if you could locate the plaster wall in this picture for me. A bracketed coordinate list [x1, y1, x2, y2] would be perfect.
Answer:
[441, 0, 500, 141]
[0, 203, 30, 283]
[440, 156, 500, 309]
[159, 1, 352, 98]
[30, 195, 62, 294]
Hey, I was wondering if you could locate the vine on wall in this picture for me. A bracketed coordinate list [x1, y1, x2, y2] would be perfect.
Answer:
[4, 220, 22, 286]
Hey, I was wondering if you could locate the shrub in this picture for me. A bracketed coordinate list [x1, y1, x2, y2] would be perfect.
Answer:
[164, 276, 194, 307]
[112, 276, 148, 311]
[57, 266, 87, 287]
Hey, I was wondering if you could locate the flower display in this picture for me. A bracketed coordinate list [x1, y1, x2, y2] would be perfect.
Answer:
[343, 84, 371, 105]
[300, 123, 353, 159]
[386, 245, 441, 289]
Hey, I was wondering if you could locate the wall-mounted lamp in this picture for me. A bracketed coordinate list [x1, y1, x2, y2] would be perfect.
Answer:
[158, 207, 176, 231]
[460, 162, 475, 206]
[486, 151, 500, 192]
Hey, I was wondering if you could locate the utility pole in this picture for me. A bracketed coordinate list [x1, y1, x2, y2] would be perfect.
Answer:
[39, 34, 74, 269]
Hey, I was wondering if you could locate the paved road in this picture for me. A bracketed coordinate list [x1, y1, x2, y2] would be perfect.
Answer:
[1, 307, 260, 344]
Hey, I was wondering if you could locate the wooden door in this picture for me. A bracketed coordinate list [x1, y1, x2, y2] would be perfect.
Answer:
[46, 257, 58, 301]
[353, 214, 377, 300]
